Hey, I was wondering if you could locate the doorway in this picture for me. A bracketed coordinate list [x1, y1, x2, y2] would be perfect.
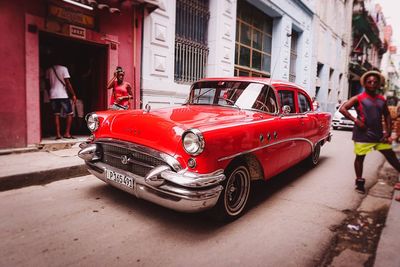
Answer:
[39, 31, 108, 138]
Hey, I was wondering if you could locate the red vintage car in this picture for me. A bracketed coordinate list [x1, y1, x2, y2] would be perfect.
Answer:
[79, 77, 332, 220]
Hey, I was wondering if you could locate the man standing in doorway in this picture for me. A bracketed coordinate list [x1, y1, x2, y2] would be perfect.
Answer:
[340, 70, 400, 194]
[46, 59, 77, 139]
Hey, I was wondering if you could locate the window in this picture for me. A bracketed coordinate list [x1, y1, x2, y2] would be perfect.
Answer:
[316, 63, 323, 97]
[328, 68, 334, 98]
[278, 90, 296, 113]
[174, 0, 210, 84]
[298, 93, 311, 113]
[234, 0, 272, 77]
[188, 81, 277, 113]
[251, 86, 278, 113]
[289, 31, 298, 82]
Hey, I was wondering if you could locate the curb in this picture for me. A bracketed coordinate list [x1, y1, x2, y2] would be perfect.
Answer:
[0, 146, 39, 156]
[0, 164, 89, 192]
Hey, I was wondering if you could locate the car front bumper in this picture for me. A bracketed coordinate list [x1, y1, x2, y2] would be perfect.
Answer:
[332, 119, 354, 129]
[79, 143, 225, 213]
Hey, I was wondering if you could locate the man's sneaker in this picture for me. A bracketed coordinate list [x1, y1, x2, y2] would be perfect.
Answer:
[355, 178, 366, 194]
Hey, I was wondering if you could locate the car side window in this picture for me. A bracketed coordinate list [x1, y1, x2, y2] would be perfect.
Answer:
[252, 86, 278, 113]
[278, 90, 296, 113]
[298, 93, 311, 113]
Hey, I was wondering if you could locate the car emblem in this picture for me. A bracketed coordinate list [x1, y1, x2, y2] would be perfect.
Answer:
[121, 155, 129, 165]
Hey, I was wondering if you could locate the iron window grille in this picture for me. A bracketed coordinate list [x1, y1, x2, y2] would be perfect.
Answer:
[174, 0, 210, 84]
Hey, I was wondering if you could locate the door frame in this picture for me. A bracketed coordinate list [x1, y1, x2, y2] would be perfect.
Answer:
[25, 14, 118, 144]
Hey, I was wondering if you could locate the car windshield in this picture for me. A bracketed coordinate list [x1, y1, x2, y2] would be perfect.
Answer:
[186, 81, 278, 113]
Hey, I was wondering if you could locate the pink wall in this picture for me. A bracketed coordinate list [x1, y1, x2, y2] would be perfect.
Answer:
[98, 4, 135, 92]
[0, 1, 27, 148]
[0, 0, 142, 149]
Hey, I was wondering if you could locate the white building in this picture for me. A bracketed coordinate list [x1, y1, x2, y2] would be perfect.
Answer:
[381, 46, 400, 96]
[140, 0, 316, 108]
[312, 0, 353, 114]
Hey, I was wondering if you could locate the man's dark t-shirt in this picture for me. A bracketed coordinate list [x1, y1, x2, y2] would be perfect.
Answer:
[353, 91, 386, 143]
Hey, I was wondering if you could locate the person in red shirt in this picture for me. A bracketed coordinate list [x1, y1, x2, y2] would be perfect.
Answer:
[107, 66, 133, 109]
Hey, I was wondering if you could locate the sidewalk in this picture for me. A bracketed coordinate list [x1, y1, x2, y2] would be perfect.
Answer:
[0, 137, 89, 191]
[374, 184, 400, 267]
[374, 160, 400, 267]
[372, 140, 400, 267]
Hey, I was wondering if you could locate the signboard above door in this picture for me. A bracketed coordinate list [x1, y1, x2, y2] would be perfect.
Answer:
[47, 0, 96, 29]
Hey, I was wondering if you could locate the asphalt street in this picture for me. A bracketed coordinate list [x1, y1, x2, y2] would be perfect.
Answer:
[0, 130, 386, 267]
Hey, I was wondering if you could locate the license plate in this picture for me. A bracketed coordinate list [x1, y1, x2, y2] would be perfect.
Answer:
[106, 169, 133, 189]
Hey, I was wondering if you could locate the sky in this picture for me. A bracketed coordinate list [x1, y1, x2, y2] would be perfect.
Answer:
[377, 0, 400, 49]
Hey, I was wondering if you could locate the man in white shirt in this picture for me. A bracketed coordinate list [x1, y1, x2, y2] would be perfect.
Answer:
[46, 63, 77, 139]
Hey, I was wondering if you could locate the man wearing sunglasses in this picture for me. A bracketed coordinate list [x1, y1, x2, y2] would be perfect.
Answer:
[340, 70, 400, 194]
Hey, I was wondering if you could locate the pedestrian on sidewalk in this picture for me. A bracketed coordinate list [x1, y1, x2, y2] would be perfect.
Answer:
[339, 70, 400, 194]
[107, 66, 133, 110]
[46, 57, 77, 140]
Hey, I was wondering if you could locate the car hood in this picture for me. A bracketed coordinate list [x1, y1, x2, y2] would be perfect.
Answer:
[96, 105, 267, 155]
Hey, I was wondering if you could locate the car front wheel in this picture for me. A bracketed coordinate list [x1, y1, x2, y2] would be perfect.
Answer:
[211, 163, 251, 221]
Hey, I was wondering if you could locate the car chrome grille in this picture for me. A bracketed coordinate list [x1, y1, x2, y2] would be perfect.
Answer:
[99, 143, 167, 177]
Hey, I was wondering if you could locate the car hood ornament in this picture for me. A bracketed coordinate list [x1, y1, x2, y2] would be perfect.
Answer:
[145, 103, 151, 113]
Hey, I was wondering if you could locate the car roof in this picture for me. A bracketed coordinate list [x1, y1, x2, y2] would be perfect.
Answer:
[197, 77, 308, 95]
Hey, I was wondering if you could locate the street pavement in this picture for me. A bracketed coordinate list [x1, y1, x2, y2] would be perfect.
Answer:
[0, 131, 399, 266]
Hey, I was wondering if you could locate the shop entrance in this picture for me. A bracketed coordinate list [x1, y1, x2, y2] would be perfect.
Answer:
[39, 31, 108, 138]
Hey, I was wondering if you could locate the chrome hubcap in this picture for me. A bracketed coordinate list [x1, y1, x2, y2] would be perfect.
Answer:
[225, 166, 250, 216]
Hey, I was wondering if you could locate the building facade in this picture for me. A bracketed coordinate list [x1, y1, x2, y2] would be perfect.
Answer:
[312, 0, 353, 114]
[2, 0, 360, 149]
[348, 0, 388, 97]
[0, 0, 159, 149]
[142, 0, 315, 108]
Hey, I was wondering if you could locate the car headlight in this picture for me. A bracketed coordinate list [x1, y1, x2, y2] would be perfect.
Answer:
[85, 113, 99, 132]
[182, 129, 205, 156]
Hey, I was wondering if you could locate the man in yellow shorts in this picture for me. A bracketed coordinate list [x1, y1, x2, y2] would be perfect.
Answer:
[340, 70, 400, 193]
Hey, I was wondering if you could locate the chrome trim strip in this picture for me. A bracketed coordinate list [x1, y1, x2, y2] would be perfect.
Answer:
[89, 162, 223, 199]
[95, 138, 182, 171]
[86, 162, 223, 212]
[217, 137, 313, 162]
[160, 169, 225, 188]
[78, 144, 101, 161]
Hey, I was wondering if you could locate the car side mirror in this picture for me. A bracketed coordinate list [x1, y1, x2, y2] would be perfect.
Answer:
[282, 105, 291, 114]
